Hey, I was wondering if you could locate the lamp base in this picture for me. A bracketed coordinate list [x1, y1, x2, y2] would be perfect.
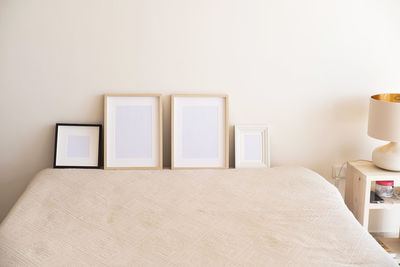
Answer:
[372, 142, 400, 171]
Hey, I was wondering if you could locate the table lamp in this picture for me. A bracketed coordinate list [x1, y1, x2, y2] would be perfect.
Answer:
[368, 93, 400, 171]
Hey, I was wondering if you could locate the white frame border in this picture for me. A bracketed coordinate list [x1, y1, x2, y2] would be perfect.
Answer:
[235, 124, 270, 168]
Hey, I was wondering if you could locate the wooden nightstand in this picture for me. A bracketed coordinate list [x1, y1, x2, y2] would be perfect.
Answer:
[345, 160, 400, 258]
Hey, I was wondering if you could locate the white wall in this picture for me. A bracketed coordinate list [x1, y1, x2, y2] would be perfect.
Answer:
[1, 0, 400, 226]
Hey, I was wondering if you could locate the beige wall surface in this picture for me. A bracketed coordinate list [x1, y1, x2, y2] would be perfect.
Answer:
[1, 0, 400, 227]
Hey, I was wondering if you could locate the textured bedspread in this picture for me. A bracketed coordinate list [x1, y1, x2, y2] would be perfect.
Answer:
[0, 167, 396, 266]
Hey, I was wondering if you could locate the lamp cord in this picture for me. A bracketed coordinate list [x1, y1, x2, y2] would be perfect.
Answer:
[333, 162, 347, 188]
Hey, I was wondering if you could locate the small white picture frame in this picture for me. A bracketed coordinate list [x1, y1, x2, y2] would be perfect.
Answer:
[171, 94, 229, 169]
[104, 94, 163, 169]
[54, 123, 102, 168]
[235, 124, 270, 168]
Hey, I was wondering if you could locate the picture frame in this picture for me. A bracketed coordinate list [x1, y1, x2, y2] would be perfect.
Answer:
[171, 94, 229, 169]
[104, 94, 162, 169]
[235, 124, 270, 168]
[54, 123, 102, 168]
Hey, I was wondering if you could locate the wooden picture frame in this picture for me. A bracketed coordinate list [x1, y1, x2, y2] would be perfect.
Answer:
[171, 94, 229, 169]
[104, 94, 163, 169]
[54, 123, 102, 168]
[235, 124, 270, 168]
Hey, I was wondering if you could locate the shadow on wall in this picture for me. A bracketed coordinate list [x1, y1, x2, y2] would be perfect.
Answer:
[329, 95, 373, 158]
[273, 94, 372, 180]
[0, 93, 105, 222]
[331, 95, 369, 123]
[312, 94, 373, 179]
[0, 124, 55, 221]
[161, 95, 171, 168]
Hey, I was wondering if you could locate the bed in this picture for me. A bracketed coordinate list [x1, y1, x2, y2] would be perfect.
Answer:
[0, 167, 396, 266]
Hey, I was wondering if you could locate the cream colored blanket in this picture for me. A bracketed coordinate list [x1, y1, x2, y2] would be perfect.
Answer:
[0, 167, 396, 266]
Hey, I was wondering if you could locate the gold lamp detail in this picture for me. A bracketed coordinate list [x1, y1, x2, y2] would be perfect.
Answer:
[368, 94, 400, 171]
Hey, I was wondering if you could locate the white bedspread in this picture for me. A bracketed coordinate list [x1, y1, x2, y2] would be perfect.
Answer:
[0, 167, 396, 266]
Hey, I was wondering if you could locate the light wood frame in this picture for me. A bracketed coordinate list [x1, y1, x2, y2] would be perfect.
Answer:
[104, 94, 163, 170]
[171, 94, 229, 169]
[234, 124, 270, 168]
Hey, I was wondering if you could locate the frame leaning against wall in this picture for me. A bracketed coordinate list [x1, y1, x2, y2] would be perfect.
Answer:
[104, 94, 163, 170]
[171, 94, 229, 169]
[54, 123, 102, 169]
[235, 124, 270, 168]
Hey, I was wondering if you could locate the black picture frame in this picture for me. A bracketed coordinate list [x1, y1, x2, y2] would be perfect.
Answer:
[54, 123, 102, 169]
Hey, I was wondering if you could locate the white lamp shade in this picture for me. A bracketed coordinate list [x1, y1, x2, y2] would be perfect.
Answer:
[368, 94, 400, 142]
